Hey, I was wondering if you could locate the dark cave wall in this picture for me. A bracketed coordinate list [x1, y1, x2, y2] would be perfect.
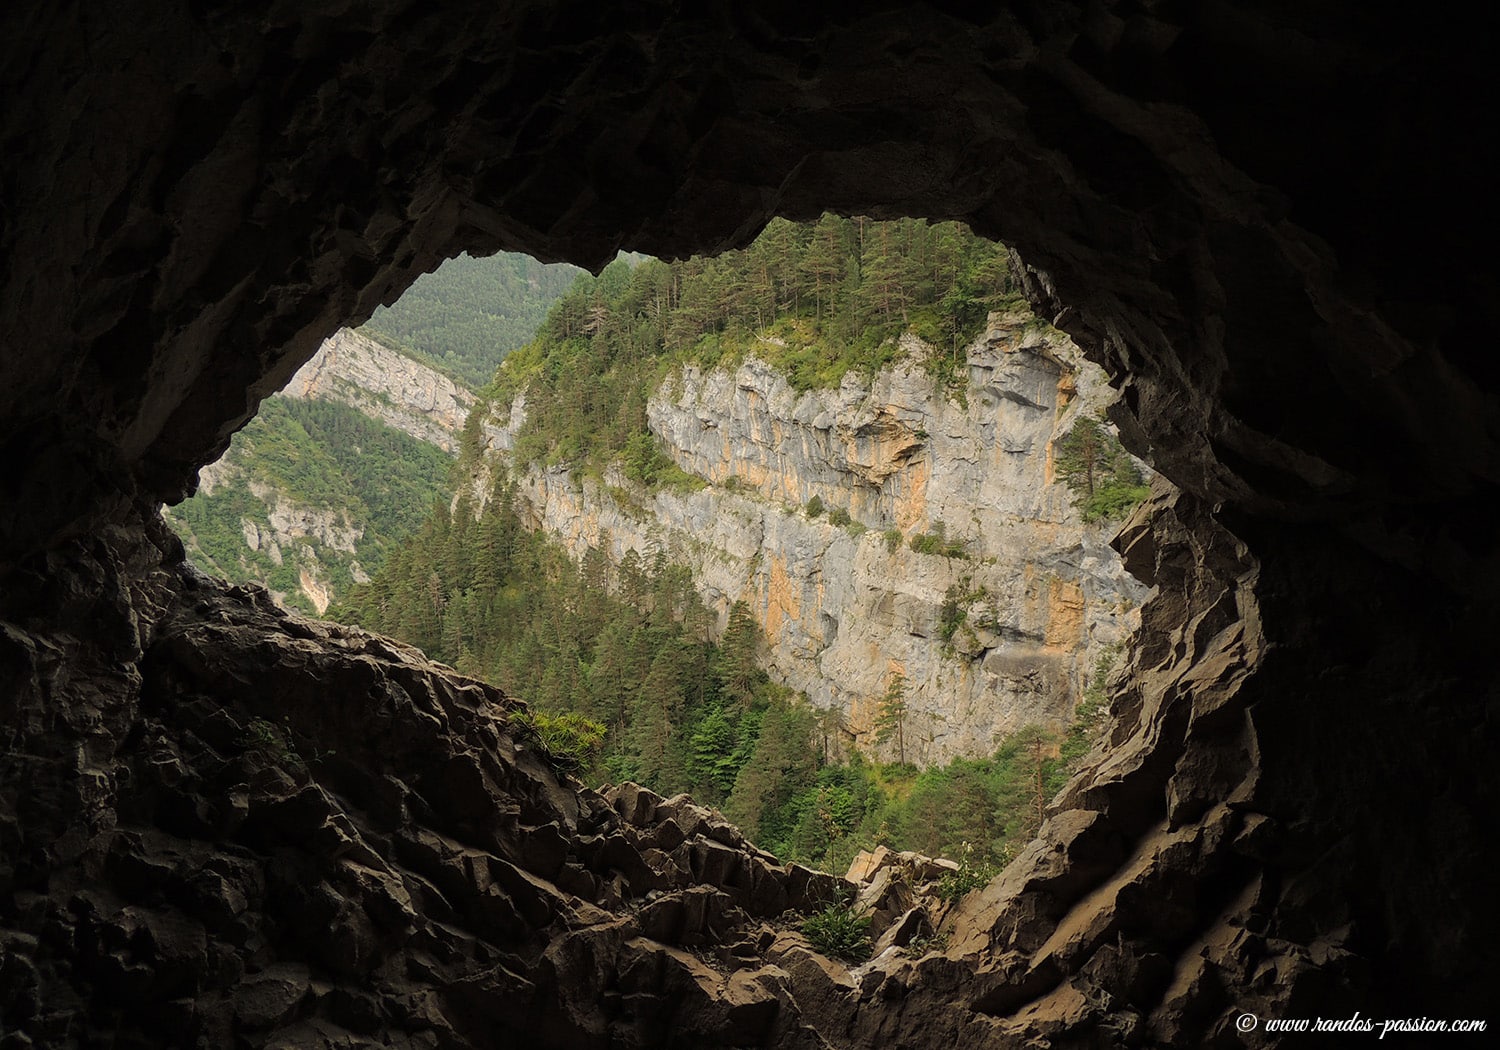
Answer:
[3, 1, 1499, 1045]
[6, 1, 1496, 554]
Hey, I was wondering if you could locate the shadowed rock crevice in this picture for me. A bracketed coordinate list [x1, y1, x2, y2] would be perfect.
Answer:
[3, 2, 1498, 1046]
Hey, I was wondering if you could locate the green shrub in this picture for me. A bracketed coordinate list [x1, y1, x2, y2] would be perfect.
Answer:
[935, 842, 1001, 903]
[938, 591, 967, 644]
[908, 521, 969, 559]
[512, 709, 606, 773]
[805, 495, 825, 518]
[622, 432, 703, 492]
[936, 862, 998, 902]
[906, 929, 949, 955]
[241, 717, 295, 761]
[828, 506, 852, 527]
[800, 902, 872, 962]
[1062, 643, 1122, 763]
[1081, 481, 1151, 524]
[884, 528, 904, 553]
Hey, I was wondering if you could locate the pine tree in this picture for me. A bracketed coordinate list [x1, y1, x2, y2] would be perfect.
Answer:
[687, 705, 741, 800]
[1003, 726, 1061, 840]
[578, 540, 612, 640]
[724, 696, 817, 843]
[443, 493, 475, 592]
[439, 592, 467, 662]
[803, 214, 848, 324]
[1053, 415, 1149, 522]
[718, 600, 761, 706]
[618, 548, 648, 616]
[475, 507, 506, 596]
[860, 221, 909, 326]
[874, 672, 910, 766]
[631, 649, 687, 790]
[1055, 415, 1106, 497]
[815, 705, 849, 763]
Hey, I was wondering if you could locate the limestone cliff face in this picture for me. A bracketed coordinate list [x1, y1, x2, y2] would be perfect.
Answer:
[282, 328, 477, 453]
[168, 329, 465, 613]
[490, 313, 1148, 763]
[184, 462, 367, 614]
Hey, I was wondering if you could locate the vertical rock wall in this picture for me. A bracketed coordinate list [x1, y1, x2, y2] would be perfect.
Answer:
[490, 313, 1148, 762]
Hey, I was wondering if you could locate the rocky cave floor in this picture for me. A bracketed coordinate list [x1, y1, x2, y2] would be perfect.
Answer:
[0, 503, 975, 1048]
[2, 482, 1356, 1050]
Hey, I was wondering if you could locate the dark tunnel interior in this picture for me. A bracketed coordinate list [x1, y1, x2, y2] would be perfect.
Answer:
[2, 3, 1497, 1046]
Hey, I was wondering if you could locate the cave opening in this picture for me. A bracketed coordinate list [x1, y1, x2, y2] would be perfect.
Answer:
[169, 216, 1154, 888]
[4, 3, 1499, 1046]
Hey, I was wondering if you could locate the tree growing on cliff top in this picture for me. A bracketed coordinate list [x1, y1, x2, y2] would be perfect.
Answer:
[495, 214, 1015, 481]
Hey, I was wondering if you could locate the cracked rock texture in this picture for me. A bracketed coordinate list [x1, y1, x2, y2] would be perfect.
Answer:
[0, 517, 852, 1046]
[3, 1, 1498, 1046]
[489, 312, 1146, 763]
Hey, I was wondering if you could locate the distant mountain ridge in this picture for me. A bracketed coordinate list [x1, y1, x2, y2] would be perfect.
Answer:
[282, 328, 477, 452]
[361, 251, 581, 386]
[168, 252, 580, 612]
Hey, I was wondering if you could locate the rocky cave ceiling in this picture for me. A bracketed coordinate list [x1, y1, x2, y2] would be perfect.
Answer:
[2, 1, 1497, 1046]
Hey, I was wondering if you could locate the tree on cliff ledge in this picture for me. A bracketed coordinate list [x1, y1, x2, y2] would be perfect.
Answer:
[1054, 415, 1150, 523]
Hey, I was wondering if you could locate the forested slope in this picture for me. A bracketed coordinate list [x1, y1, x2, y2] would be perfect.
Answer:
[169, 253, 578, 612]
[362, 251, 581, 387]
[336, 215, 1148, 874]
[335, 470, 1108, 877]
[169, 395, 453, 615]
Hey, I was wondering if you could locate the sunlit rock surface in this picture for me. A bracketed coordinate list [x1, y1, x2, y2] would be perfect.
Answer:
[486, 314, 1146, 763]
[283, 328, 477, 454]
